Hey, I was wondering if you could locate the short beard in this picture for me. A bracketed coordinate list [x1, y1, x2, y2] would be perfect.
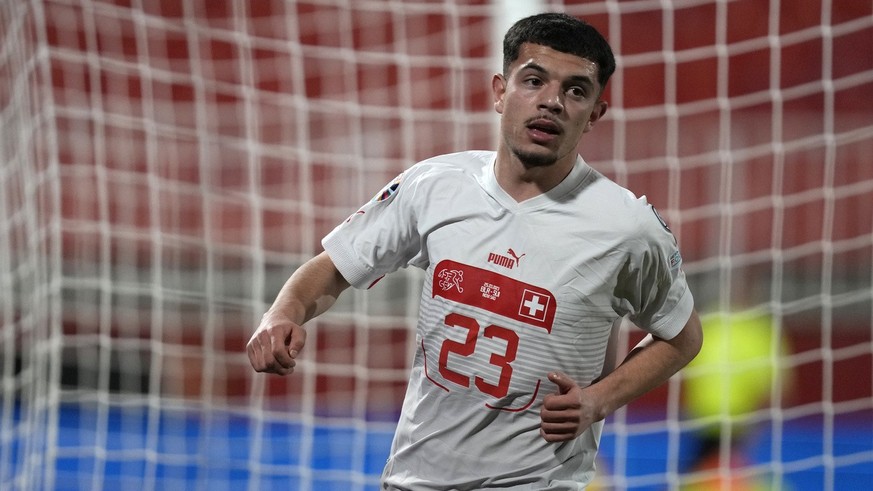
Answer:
[512, 147, 557, 168]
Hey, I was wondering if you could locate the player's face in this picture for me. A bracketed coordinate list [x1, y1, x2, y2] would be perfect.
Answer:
[493, 43, 608, 169]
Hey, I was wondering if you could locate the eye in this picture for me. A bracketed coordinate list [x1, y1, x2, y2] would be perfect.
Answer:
[523, 76, 544, 87]
[567, 86, 587, 99]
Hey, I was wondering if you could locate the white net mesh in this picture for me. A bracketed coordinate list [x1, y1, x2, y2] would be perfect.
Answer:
[1, 1, 872, 490]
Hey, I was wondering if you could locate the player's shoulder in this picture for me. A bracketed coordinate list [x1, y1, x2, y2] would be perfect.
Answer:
[406, 150, 493, 185]
[587, 174, 673, 237]
[416, 150, 493, 172]
[370, 151, 488, 206]
[583, 171, 641, 213]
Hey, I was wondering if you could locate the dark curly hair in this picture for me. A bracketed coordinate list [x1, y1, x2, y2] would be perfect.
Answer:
[502, 13, 616, 92]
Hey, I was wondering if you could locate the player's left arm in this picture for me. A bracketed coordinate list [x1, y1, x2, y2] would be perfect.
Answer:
[539, 309, 702, 442]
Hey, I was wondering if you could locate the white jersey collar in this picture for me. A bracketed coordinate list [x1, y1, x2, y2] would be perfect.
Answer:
[479, 154, 593, 211]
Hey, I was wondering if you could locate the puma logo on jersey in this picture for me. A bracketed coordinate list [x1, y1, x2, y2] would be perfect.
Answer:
[487, 248, 525, 270]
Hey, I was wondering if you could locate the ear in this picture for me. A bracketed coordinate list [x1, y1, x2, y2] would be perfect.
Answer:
[583, 99, 608, 133]
[492, 73, 507, 114]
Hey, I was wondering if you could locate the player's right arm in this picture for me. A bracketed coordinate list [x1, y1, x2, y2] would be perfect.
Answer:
[247, 251, 350, 375]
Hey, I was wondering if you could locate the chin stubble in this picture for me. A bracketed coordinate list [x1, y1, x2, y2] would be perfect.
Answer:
[512, 148, 557, 168]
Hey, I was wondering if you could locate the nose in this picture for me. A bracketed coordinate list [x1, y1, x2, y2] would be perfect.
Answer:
[538, 84, 564, 114]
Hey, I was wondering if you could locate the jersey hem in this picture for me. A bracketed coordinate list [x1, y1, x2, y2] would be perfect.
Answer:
[321, 231, 376, 289]
[646, 286, 694, 340]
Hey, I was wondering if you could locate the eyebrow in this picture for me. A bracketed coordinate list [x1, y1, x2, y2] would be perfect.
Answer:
[519, 62, 596, 89]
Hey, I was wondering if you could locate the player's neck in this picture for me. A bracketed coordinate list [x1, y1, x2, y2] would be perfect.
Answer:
[494, 152, 575, 203]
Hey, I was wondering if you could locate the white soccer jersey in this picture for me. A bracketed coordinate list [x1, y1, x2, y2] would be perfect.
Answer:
[322, 151, 694, 490]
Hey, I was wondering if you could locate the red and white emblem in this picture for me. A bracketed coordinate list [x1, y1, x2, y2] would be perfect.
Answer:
[437, 268, 464, 293]
[518, 289, 549, 323]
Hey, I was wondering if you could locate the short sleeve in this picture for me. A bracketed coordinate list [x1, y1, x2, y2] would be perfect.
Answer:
[613, 203, 694, 339]
[322, 170, 424, 289]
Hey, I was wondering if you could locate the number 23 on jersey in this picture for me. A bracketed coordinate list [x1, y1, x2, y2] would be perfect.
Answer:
[423, 260, 556, 411]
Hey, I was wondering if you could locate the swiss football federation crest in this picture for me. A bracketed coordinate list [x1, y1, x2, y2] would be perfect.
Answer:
[437, 268, 464, 293]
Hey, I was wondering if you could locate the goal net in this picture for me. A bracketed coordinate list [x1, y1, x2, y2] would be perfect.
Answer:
[1, 0, 871, 490]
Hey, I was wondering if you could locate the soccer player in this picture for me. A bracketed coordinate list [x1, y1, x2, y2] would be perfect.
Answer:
[247, 12, 703, 490]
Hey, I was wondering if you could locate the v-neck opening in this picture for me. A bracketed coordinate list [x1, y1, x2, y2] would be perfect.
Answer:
[478, 155, 592, 212]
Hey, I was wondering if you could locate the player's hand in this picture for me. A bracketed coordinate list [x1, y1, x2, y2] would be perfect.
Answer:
[247, 311, 307, 376]
[539, 371, 599, 442]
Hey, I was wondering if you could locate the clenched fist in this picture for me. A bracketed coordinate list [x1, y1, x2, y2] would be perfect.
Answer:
[247, 311, 308, 376]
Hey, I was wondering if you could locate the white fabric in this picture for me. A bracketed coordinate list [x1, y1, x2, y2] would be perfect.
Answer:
[322, 150, 694, 490]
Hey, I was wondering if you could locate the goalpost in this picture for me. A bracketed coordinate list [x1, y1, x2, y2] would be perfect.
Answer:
[1, 1, 872, 490]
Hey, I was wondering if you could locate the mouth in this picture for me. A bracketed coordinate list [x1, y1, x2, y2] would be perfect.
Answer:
[526, 118, 562, 142]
